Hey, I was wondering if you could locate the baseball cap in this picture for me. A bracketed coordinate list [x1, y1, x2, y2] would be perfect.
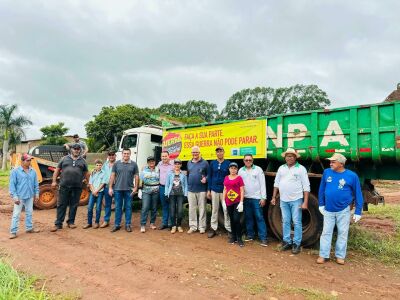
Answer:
[215, 146, 224, 151]
[21, 153, 32, 161]
[327, 153, 347, 164]
[229, 162, 238, 168]
[147, 156, 155, 162]
[174, 158, 182, 164]
[71, 143, 81, 149]
[73, 134, 79, 138]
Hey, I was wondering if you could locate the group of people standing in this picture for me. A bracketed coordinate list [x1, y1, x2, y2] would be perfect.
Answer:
[9, 141, 364, 265]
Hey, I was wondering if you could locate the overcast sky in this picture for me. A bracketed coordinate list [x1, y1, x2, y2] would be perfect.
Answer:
[1, 0, 399, 139]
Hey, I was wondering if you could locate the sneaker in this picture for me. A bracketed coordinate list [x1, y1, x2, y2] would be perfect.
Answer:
[177, 226, 183, 233]
[26, 228, 40, 233]
[50, 225, 61, 232]
[100, 222, 109, 228]
[9, 233, 17, 239]
[111, 226, 121, 233]
[187, 228, 196, 234]
[207, 229, 216, 238]
[280, 242, 292, 251]
[292, 244, 301, 254]
[140, 226, 146, 233]
[336, 258, 345, 265]
[259, 240, 268, 247]
[238, 239, 245, 247]
[67, 224, 77, 229]
[199, 229, 206, 234]
[93, 223, 99, 229]
[83, 224, 92, 229]
[244, 236, 254, 242]
[150, 223, 157, 230]
[171, 226, 177, 234]
[126, 225, 132, 232]
[228, 237, 236, 244]
[316, 257, 328, 264]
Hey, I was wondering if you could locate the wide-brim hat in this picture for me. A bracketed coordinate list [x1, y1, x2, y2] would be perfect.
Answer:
[281, 148, 300, 158]
[327, 153, 347, 164]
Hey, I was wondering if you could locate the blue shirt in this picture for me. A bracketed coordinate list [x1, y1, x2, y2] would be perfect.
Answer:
[101, 160, 114, 186]
[207, 159, 230, 193]
[187, 158, 209, 193]
[89, 169, 105, 192]
[9, 166, 39, 200]
[140, 166, 160, 194]
[318, 168, 364, 215]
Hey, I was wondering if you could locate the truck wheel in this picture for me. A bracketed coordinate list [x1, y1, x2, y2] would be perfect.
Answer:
[79, 185, 90, 206]
[267, 193, 322, 247]
[36, 184, 57, 209]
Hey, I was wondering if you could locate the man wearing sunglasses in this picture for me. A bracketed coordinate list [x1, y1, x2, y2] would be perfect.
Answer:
[51, 143, 89, 232]
[238, 154, 268, 247]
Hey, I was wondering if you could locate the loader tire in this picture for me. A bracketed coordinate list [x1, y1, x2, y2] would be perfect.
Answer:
[36, 184, 57, 210]
[267, 193, 322, 247]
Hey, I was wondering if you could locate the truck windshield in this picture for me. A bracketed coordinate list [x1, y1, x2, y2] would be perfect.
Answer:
[121, 134, 137, 149]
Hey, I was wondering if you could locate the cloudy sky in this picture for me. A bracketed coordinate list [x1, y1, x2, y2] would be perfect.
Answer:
[1, 0, 399, 139]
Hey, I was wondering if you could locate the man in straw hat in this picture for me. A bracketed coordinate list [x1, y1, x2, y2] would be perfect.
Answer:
[317, 153, 364, 265]
[271, 148, 310, 254]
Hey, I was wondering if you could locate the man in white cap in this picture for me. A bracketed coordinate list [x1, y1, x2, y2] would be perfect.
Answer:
[317, 153, 364, 265]
[271, 148, 310, 254]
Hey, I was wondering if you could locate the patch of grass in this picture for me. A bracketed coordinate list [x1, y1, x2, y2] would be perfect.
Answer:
[274, 283, 337, 300]
[242, 283, 266, 295]
[0, 169, 10, 188]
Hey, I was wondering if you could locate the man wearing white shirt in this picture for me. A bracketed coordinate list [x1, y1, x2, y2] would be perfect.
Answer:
[271, 148, 310, 254]
[238, 154, 268, 247]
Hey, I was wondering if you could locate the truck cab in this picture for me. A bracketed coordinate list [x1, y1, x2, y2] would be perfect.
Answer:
[117, 125, 163, 169]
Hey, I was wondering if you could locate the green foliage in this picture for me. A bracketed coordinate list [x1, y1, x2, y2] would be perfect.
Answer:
[85, 137, 106, 153]
[40, 122, 69, 146]
[158, 100, 218, 122]
[85, 105, 161, 150]
[0, 169, 9, 188]
[220, 84, 331, 120]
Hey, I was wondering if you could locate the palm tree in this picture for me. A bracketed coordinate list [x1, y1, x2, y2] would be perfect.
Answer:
[0, 104, 32, 170]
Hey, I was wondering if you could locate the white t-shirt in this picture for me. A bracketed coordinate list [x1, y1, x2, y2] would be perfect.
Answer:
[274, 162, 310, 202]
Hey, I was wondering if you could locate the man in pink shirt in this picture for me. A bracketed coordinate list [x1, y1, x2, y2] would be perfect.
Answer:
[157, 151, 174, 229]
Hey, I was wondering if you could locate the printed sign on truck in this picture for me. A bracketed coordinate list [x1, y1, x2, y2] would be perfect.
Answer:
[162, 119, 267, 161]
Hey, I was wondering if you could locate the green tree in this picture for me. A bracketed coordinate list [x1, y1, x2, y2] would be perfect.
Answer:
[40, 122, 69, 145]
[85, 105, 160, 150]
[0, 104, 32, 170]
[158, 100, 219, 122]
[220, 84, 331, 120]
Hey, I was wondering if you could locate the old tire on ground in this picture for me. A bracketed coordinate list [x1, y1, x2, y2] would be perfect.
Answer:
[267, 193, 322, 247]
[79, 184, 90, 206]
[36, 183, 57, 209]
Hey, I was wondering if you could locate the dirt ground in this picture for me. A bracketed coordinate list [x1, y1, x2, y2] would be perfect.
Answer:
[1, 186, 400, 300]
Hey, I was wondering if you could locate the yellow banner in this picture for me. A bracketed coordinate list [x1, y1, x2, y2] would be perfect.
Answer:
[162, 119, 267, 161]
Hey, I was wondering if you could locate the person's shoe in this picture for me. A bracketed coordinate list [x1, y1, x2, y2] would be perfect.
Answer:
[83, 224, 92, 229]
[93, 223, 99, 229]
[126, 225, 132, 232]
[292, 244, 301, 254]
[317, 257, 328, 264]
[150, 223, 157, 230]
[177, 226, 183, 233]
[140, 226, 146, 233]
[280, 242, 292, 251]
[26, 228, 40, 233]
[199, 229, 206, 234]
[259, 240, 268, 247]
[50, 225, 61, 232]
[67, 224, 77, 229]
[207, 229, 216, 238]
[238, 239, 245, 247]
[111, 226, 121, 233]
[171, 226, 177, 234]
[100, 222, 109, 228]
[244, 236, 254, 242]
[336, 258, 345, 265]
[159, 224, 168, 230]
[187, 228, 196, 234]
[9, 233, 17, 239]
[227, 231, 233, 239]
[228, 237, 236, 244]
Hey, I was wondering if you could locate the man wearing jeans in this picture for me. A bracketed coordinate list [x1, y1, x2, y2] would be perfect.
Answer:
[187, 146, 209, 234]
[207, 146, 231, 238]
[317, 153, 364, 265]
[157, 151, 174, 230]
[51, 143, 89, 231]
[108, 148, 139, 232]
[9, 154, 40, 239]
[238, 154, 268, 247]
[100, 150, 117, 228]
[271, 148, 310, 254]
